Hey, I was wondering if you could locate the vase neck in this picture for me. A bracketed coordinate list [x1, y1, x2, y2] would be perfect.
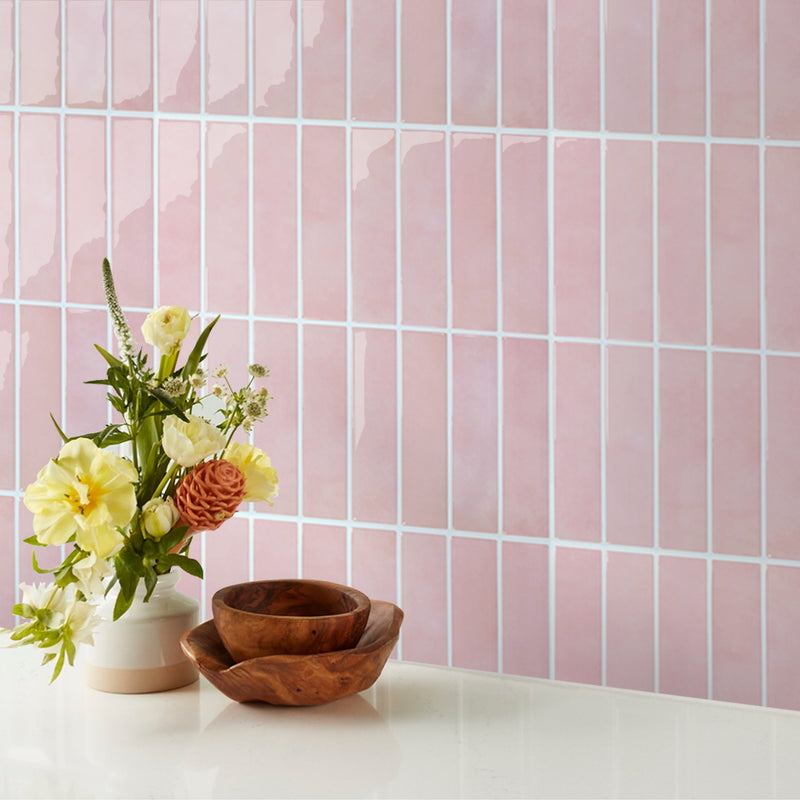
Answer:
[133, 571, 180, 598]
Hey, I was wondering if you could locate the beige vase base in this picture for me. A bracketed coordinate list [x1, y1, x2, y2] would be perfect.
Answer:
[85, 659, 198, 694]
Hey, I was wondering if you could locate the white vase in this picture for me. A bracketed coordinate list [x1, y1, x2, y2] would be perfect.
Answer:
[84, 571, 199, 694]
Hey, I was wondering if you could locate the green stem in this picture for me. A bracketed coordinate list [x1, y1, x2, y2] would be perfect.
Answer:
[153, 461, 181, 498]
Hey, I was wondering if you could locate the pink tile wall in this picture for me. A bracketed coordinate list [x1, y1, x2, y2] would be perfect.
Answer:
[4, 0, 800, 713]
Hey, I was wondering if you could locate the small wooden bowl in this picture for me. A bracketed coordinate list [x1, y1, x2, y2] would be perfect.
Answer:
[181, 601, 403, 705]
[212, 579, 371, 662]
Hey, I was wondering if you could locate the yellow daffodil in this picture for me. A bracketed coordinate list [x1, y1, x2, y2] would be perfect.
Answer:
[23, 438, 137, 559]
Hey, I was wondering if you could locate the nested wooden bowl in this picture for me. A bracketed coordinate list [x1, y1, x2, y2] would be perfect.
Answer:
[181, 600, 403, 705]
[212, 579, 371, 662]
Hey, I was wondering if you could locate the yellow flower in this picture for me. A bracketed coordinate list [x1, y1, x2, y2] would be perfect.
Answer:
[23, 438, 137, 559]
[162, 414, 227, 467]
[223, 441, 279, 504]
[141, 305, 191, 355]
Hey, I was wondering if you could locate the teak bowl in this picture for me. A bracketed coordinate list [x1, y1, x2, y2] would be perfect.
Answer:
[181, 600, 403, 705]
[211, 579, 371, 662]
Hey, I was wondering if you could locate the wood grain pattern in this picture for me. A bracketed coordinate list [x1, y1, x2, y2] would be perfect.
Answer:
[181, 600, 403, 705]
[212, 579, 371, 661]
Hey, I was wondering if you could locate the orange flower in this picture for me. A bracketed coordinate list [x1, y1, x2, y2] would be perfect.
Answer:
[174, 459, 246, 532]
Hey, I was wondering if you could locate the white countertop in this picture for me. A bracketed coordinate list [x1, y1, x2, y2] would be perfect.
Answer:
[2, 644, 800, 799]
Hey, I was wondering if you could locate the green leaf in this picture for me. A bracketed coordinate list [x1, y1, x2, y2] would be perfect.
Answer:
[181, 315, 219, 379]
[157, 525, 190, 554]
[94, 343, 125, 370]
[155, 553, 204, 579]
[143, 566, 158, 602]
[31, 549, 56, 575]
[113, 584, 136, 621]
[49, 645, 66, 683]
[49, 413, 69, 443]
[23, 534, 44, 547]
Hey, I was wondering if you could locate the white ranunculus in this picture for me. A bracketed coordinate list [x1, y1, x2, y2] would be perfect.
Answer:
[141, 305, 191, 356]
[141, 496, 180, 539]
[162, 414, 226, 467]
[72, 551, 114, 597]
[19, 583, 67, 628]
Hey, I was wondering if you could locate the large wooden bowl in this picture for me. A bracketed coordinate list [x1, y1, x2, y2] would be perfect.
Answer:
[181, 600, 403, 705]
[211, 579, 371, 662]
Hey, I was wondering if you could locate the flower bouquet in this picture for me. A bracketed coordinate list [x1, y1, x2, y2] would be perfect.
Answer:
[3, 260, 278, 680]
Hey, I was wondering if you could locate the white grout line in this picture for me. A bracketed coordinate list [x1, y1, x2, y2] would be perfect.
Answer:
[345, 0, 353, 588]
[445, 0, 453, 669]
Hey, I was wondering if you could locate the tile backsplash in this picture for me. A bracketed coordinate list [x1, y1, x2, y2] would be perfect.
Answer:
[3, 0, 800, 711]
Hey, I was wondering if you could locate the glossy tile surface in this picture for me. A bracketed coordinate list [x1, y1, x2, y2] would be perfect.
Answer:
[5, 0, 800, 714]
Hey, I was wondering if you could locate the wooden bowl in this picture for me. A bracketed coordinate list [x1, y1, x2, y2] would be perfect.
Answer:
[211, 579, 371, 662]
[181, 600, 403, 705]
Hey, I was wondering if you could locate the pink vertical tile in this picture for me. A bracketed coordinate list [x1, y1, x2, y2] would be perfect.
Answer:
[657, 0, 706, 135]
[253, 320, 298, 518]
[402, 332, 447, 529]
[203, 517, 251, 608]
[554, 342, 601, 542]
[604, 0, 652, 133]
[112, 0, 152, 110]
[765, 0, 800, 139]
[712, 353, 761, 557]
[766, 356, 800, 561]
[254, 0, 297, 117]
[502, 0, 547, 129]
[206, 0, 247, 115]
[606, 552, 654, 692]
[503, 338, 548, 537]
[158, 0, 201, 113]
[0, 1, 13, 105]
[452, 134, 497, 331]
[352, 528, 397, 603]
[658, 142, 706, 345]
[502, 541, 549, 678]
[158, 120, 201, 311]
[552, 0, 600, 131]
[302, 524, 347, 584]
[65, 308, 108, 437]
[0, 305, 14, 490]
[18, 504, 42, 588]
[111, 118, 153, 309]
[19, 114, 60, 302]
[401, 0, 446, 124]
[19, 0, 60, 106]
[659, 349, 707, 552]
[554, 137, 600, 337]
[605, 139, 653, 341]
[501, 135, 548, 335]
[0, 113, 13, 298]
[606, 345, 654, 548]
[253, 124, 297, 318]
[351, 0, 395, 122]
[710, 0, 759, 138]
[302, 0, 346, 119]
[352, 129, 396, 325]
[555, 546, 602, 684]
[66, 0, 106, 108]
[401, 532, 448, 665]
[712, 560, 761, 706]
[765, 148, 800, 350]
[303, 126, 346, 321]
[452, 0, 497, 126]
[453, 335, 498, 534]
[352, 329, 397, 525]
[65, 115, 106, 305]
[303, 325, 347, 520]
[659, 555, 708, 699]
[767, 565, 800, 711]
[0, 497, 14, 627]
[452, 537, 498, 671]
[253, 520, 298, 580]
[201, 316, 249, 388]
[711, 145, 760, 349]
[19, 305, 62, 485]
[400, 131, 447, 328]
[206, 123, 248, 316]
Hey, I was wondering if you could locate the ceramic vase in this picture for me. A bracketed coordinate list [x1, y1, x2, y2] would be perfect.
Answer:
[84, 571, 199, 694]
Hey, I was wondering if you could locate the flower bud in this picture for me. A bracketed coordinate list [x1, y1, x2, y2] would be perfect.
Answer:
[141, 497, 180, 539]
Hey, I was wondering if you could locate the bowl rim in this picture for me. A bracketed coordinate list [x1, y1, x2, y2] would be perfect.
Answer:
[211, 578, 371, 622]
